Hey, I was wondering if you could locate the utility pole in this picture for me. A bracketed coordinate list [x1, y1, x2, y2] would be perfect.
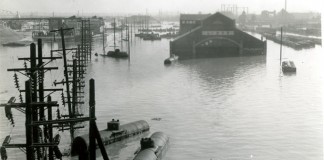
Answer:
[1, 19, 91, 160]
[51, 27, 76, 141]
[1, 42, 63, 160]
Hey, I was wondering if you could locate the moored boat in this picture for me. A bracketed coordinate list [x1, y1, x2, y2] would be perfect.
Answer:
[164, 54, 179, 65]
[101, 49, 128, 58]
[102, 18, 129, 58]
[282, 61, 296, 73]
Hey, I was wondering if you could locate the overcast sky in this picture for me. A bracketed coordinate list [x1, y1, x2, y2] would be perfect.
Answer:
[1, 0, 323, 15]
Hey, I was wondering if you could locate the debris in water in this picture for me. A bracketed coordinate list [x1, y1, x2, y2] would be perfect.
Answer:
[151, 117, 162, 121]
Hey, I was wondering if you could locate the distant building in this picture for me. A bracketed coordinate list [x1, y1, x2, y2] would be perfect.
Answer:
[179, 14, 210, 34]
[171, 12, 267, 59]
[48, 18, 63, 31]
[48, 17, 103, 36]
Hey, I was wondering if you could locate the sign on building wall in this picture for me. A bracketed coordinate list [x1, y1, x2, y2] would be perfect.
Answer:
[202, 31, 234, 36]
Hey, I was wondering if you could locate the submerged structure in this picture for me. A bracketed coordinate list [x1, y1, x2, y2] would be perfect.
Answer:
[170, 12, 267, 59]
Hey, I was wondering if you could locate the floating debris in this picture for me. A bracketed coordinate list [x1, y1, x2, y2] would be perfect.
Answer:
[151, 117, 162, 121]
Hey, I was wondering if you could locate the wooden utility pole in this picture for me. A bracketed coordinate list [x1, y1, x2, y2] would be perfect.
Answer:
[25, 80, 34, 160]
[47, 96, 54, 160]
[1, 42, 62, 160]
[88, 79, 109, 160]
[61, 27, 74, 140]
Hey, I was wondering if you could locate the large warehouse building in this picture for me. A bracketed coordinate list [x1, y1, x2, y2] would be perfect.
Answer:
[171, 12, 267, 59]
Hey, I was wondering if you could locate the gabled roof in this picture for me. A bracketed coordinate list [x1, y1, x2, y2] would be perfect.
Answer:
[180, 14, 211, 21]
[203, 12, 234, 23]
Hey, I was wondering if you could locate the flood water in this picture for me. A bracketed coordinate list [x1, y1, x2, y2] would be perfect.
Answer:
[0, 32, 323, 160]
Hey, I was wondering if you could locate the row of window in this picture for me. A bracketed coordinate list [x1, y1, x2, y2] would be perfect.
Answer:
[181, 20, 196, 24]
[202, 31, 234, 36]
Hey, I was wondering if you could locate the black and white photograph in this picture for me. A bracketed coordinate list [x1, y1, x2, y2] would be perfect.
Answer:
[0, 0, 322, 159]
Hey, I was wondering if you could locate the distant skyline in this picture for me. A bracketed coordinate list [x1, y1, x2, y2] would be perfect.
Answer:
[0, 0, 323, 16]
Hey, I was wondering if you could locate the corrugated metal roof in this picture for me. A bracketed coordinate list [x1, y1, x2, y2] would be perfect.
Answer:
[180, 14, 211, 21]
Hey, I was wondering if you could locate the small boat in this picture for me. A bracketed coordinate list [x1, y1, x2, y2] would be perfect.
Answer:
[282, 61, 296, 73]
[102, 18, 129, 59]
[103, 49, 128, 58]
[164, 54, 179, 65]
[2, 42, 27, 47]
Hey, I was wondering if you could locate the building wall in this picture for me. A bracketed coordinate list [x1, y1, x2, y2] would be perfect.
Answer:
[179, 14, 210, 35]
[179, 20, 200, 34]
[48, 18, 63, 31]
[90, 18, 104, 35]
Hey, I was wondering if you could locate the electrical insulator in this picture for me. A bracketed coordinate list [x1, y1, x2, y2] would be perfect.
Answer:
[19, 93, 23, 103]
[56, 109, 61, 120]
[30, 78, 34, 91]
[13, 73, 20, 90]
[38, 71, 44, 83]
[61, 93, 65, 106]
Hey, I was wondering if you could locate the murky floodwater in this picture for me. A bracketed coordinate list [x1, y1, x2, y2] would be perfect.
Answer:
[0, 32, 323, 160]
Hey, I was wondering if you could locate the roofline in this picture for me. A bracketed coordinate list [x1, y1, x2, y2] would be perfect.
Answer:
[173, 26, 202, 42]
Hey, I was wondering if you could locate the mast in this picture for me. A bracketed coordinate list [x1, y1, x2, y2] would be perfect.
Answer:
[121, 18, 123, 51]
[113, 18, 116, 51]
[102, 22, 105, 54]
[280, 27, 283, 66]
[127, 18, 130, 56]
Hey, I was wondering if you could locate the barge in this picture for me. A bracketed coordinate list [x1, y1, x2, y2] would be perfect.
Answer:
[71, 119, 150, 155]
[133, 132, 169, 160]
[101, 49, 129, 58]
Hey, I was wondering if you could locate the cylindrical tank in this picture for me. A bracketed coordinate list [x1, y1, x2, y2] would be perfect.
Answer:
[133, 132, 169, 160]
[71, 120, 149, 156]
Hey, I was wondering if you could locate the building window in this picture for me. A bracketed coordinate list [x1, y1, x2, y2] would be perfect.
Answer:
[202, 31, 235, 36]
